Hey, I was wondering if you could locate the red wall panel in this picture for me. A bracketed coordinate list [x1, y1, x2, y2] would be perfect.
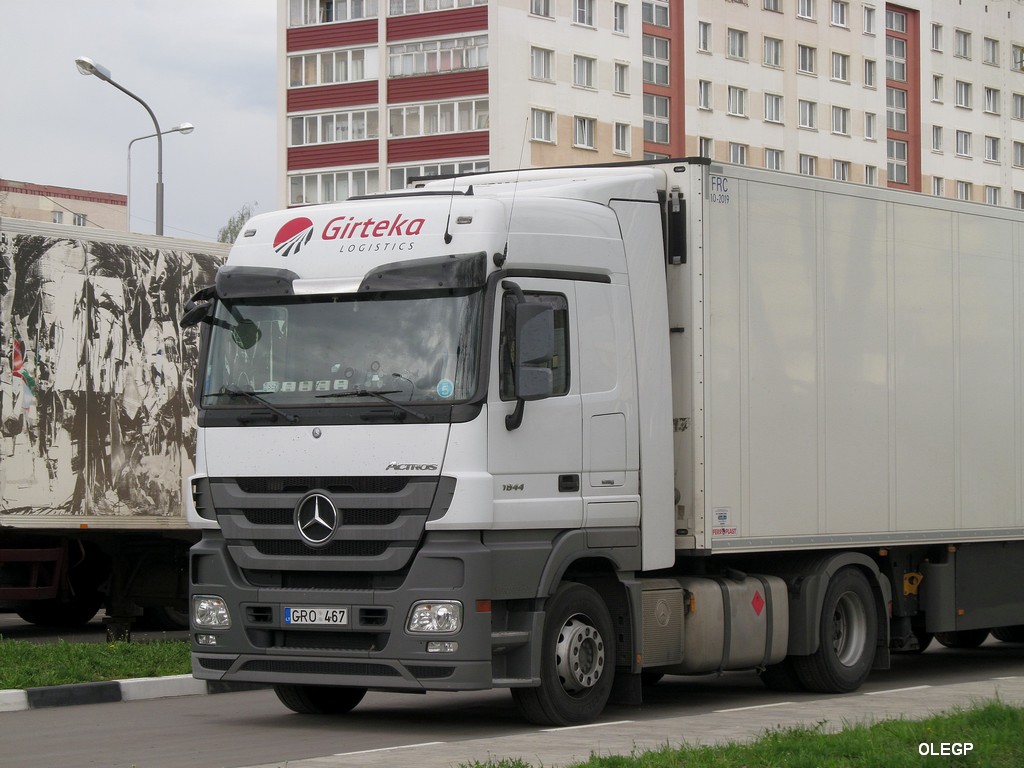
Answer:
[387, 70, 488, 104]
[387, 6, 487, 41]
[288, 81, 379, 112]
[288, 141, 380, 171]
[387, 132, 489, 163]
[287, 20, 378, 52]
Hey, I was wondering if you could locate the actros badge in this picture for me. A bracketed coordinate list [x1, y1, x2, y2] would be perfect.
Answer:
[295, 493, 338, 546]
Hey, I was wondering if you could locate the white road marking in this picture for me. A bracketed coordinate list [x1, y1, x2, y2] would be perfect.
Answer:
[864, 685, 931, 695]
[333, 741, 446, 756]
[715, 701, 795, 713]
[542, 720, 635, 732]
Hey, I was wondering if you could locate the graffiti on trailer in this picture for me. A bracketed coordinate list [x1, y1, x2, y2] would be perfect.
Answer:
[0, 233, 220, 517]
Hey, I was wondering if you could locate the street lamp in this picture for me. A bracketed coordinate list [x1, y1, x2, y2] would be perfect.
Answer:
[127, 123, 194, 233]
[75, 55, 170, 235]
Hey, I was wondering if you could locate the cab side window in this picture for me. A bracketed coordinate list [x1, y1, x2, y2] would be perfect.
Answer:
[499, 292, 569, 400]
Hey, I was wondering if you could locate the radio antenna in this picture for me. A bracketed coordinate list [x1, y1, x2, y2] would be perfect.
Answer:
[496, 116, 530, 268]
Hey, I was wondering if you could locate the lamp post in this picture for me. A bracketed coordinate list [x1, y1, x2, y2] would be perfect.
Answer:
[127, 123, 194, 233]
[75, 56, 170, 235]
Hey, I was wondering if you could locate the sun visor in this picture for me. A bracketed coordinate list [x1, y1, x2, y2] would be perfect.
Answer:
[357, 252, 487, 293]
[215, 265, 299, 299]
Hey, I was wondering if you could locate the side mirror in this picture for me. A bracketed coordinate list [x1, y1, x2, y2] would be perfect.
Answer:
[180, 285, 215, 328]
[514, 303, 555, 401]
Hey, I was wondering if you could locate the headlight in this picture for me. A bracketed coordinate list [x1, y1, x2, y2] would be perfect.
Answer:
[192, 595, 231, 628]
[406, 601, 462, 633]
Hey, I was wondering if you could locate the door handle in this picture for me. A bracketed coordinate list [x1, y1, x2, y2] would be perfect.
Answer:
[558, 474, 580, 493]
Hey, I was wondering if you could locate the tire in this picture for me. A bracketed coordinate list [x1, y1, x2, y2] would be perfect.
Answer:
[141, 605, 190, 631]
[759, 657, 806, 692]
[991, 626, 1024, 643]
[934, 629, 989, 648]
[273, 684, 367, 715]
[16, 592, 103, 627]
[792, 567, 878, 693]
[511, 582, 615, 726]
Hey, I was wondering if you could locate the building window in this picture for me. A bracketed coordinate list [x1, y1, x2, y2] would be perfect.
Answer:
[831, 0, 848, 27]
[956, 181, 973, 201]
[389, 98, 489, 138]
[986, 186, 999, 207]
[531, 47, 553, 81]
[51, 211, 63, 224]
[643, 35, 670, 84]
[613, 2, 628, 33]
[643, 0, 669, 26]
[389, 159, 489, 190]
[954, 29, 971, 59]
[832, 52, 849, 82]
[643, 94, 670, 143]
[727, 86, 748, 117]
[887, 139, 908, 183]
[886, 87, 907, 131]
[798, 99, 817, 128]
[931, 23, 943, 51]
[864, 112, 876, 139]
[389, 35, 488, 77]
[698, 137, 713, 158]
[864, 58, 876, 87]
[984, 37, 999, 65]
[73, 213, 87, 226]
[955, 129, 972, 157]
[832, 105, 850, 135]
[698, 79, 712, 110]
[933, 177, 945, 196]
[764, 0, 781, 10]
[1015, 94, 1024, 119]
[614, 122, 630, 154]
[885, 9, 906, 32]
[727, 28, 748, 60]
[1016, 191, 1024, 209]
[933, 75, 943, 102]
[797, 0, 815, 20]
[290, 168, 379, 205]
[729, 143, 748, 165]
[797, 44, 816, 74]
[289, 47, 378, 87]
[985, 136, 1000, 162]
[764, 36, 783, 67]
[985, 87, 1000, 114]
[955, 81, 972, 109]
[531, 108, 554, 142]
[289, 0, 378, 26]
[863, 5, 875, 34]
[932, 125, 943, 152]
[865, 165, 878, 185]
[574, 115, 596, 148]
[886, 36, 906, 81]
[697, 21, 711, 52]
[1014, 141, 1024, 168]
[764, 92, 783, 123]
[573, 55, 596, 88]
[765, 148, 783, 170]
[799, 154, 817, 175]
[530, 0, 551, 17]
[614, 62, 629, 94]
[833, 160, 851, 180]
[574, 0, 594, 27]
[390, 0, 484, 13]
[290, 108, 380, 146]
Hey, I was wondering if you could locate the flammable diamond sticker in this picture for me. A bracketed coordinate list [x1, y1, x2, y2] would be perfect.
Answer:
[751, 590, 765, 617]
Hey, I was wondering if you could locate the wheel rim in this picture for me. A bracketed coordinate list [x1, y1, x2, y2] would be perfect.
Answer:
[555, 614, 606, 693]
[832, 591, 868, 667]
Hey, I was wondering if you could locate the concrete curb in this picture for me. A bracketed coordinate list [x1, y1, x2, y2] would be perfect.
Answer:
[0, 675, 266, 713]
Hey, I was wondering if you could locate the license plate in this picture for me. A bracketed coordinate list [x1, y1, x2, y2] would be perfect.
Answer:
[284, 606, 349, 625]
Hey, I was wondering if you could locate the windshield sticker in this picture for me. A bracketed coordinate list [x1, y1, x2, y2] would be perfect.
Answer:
[436, 379, 454, 399]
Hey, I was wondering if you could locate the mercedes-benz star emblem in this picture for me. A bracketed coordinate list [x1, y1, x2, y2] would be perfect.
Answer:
[295, 492, 338, 546]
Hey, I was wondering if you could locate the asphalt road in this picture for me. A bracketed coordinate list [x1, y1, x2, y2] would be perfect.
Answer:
[2, 640, 1024, 768]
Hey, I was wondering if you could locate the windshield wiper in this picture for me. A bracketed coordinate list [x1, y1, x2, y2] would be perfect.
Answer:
[317, 388, 432, 423]
[222, 385, 300, 424]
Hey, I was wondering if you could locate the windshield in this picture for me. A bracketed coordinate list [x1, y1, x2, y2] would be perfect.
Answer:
[200, 288, 483, 409]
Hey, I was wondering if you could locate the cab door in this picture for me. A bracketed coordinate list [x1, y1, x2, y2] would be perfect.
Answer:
[487, 279, 582, 529]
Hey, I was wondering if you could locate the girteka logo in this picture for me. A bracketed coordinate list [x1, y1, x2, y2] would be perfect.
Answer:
[274, 217, 315, 257]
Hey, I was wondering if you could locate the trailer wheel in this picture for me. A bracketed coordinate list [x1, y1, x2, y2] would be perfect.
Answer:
[934, 629, 989, 648]
[273, 684, 367, 715]
[793, 567, 877, 693]
[991, 626, 1024, 643]
[511, 582, 615, 726]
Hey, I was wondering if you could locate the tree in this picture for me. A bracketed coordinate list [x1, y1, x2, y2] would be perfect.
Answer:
[217, 202, 258, 244]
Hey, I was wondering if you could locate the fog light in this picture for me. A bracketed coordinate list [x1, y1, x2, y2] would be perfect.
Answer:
[196, 634, 218, 646]
[407, 601, 462, 633]
[192, 595, 231, 628]
[427, 641, 458, 653]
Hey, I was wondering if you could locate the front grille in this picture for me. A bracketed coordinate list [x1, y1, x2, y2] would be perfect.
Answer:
[254, 540, 389, 558]
[198, 658, 234, 671]
[408, 666, 455, 680]
[240, 659, 401, 677]
[237, 477, 408, 495]
[243, 508, 404, 527]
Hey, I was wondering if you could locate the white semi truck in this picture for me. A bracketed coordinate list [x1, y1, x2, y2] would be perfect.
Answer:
[0, 218, 227, 634]
[185, 159, 1024, 725]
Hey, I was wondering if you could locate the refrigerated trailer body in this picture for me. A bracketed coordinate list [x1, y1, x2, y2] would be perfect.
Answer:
[0, 218, 227, 630]
[186, 159, 1024, 724]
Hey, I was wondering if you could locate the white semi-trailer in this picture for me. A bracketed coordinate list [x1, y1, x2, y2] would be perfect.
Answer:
[0, 218, 227, 634]
[185, 159, 1024, 724]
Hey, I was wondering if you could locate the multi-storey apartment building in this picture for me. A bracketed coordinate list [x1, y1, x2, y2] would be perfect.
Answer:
[278, 0, 1024, 207]
[0, 179, 127, 230]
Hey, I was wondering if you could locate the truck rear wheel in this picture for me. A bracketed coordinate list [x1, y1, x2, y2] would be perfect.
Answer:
[273, 684, 367, 715]
[511, 582, 615, 726]
[793, 567, 877, 693]
[991, 626, 1024, 643]
[934, 629, 989, 648]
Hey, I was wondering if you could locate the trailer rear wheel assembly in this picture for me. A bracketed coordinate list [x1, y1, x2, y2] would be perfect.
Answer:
[511, 582, 615, 726]
[934, 629, 989, 648]
[793, 567, 877, 693]
[274, 684, 367, 715]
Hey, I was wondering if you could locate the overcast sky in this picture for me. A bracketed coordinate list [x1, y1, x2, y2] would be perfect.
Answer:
[1, 2, 278, 242]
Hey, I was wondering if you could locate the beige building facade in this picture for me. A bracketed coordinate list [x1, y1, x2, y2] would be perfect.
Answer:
[0, 179, 127, 230]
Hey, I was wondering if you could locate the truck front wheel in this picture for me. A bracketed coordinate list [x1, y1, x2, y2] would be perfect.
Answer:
[511, 582, 615, 726]
[273, 684, 367, 715]
[793, 567, 877, 693]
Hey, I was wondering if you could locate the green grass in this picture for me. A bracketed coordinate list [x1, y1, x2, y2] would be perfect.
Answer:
[461, 701, 1024, 768]
[0, 638, 190, 689]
